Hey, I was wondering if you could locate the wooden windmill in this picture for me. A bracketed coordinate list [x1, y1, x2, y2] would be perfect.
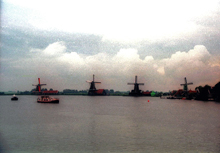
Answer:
[128, 75, 144, 96]
[180, 77, 193, 92]
[32, 78, 46, 92]
[86, 74, 101, 95]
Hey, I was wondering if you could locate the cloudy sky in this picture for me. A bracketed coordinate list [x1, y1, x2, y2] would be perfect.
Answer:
[1, 0, 220, 92]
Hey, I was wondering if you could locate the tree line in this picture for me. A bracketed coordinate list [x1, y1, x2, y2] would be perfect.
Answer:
[195, 81, 220, 102]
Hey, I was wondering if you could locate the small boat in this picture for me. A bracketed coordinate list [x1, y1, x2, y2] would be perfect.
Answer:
[37, 95, 59, 103]
[11, 94, 18, 100]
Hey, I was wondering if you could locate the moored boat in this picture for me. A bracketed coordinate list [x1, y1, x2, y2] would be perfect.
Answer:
[11, 94, 18, 100]
[37, 95, 59, 103]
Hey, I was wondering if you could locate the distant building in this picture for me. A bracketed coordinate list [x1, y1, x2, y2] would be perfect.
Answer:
[63, 89, 78, 94]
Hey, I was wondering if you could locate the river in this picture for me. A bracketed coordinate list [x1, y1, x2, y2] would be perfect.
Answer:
[0, 95, 220, 153]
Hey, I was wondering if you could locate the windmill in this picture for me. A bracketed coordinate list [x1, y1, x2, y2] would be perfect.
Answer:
[32, 78, 46, 92]
[180, 77, 193, 98]
[180, 77, 193, 92]
[86, 74, 101, 95]
[128, 75, 144, 96]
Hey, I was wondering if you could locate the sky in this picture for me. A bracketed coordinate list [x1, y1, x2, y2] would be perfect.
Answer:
[1, 0, 220, 92]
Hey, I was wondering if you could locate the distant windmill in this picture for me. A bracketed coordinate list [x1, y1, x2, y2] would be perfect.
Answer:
[180, 77, 193, 92]
[86, 74, 101, 94]
[32, 78, 46, 92]
[128, 75, 144, 96]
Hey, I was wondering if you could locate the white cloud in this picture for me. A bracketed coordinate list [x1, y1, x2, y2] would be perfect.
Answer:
[50, 43, 219, 90]
[162, 45, 211, 71]
[114, 49, 140, 62]
[3, 0, 220, 43]
[5, 41, 219, 91]
[157, 67, 165, 75]
[159, 45, 220, 89]
[59, 52, 84, 66]
[144, 56, 154, 63]
[43, 41, 66, 56]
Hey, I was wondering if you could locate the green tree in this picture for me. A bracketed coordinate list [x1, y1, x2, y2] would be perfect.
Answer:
[195, 85, 211, 101]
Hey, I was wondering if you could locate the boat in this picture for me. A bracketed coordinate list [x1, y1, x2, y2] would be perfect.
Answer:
[11, 94, 18, 100]
[37, 95, 59, 103]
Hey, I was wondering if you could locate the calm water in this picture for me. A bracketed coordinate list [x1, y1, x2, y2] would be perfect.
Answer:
[0, 95, 220, 153]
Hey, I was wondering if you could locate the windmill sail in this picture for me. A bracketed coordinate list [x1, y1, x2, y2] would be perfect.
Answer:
[32, 78, 46, 92]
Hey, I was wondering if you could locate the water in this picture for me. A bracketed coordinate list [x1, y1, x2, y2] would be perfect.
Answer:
[0, 95, 220, 153]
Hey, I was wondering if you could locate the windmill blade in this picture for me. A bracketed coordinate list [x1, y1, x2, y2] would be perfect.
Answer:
[180, 84, 185, 86]
[93, 74, 95, 82]
[86, 80, 92, 83]
[38, 78, 41, 84]
[187, 83, 193, 85]
[38, 85, 41, 92]
[128, 83, 135, 85]
[138, 83, 144, 85]
[41, 84, 47, 86]
[135, 76, 138, 83]
[32, 84, 38, 86]
[184, 77, 187, 83]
